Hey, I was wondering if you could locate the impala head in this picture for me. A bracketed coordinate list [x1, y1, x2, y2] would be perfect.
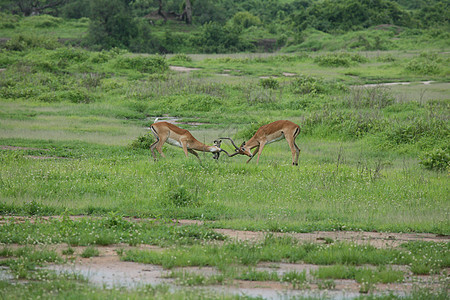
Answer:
[212, 139, 229, 160]
[237, 141, 253, 157]
[218, 138, 253, 158]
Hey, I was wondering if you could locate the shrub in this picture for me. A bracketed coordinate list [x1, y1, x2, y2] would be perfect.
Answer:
[405, 52, 443, 75]
[383, 118, 448, 146]
[129, 133, 156, 150]
[419, 148, 449, 171]
[302, 110, 383, 138]
[344, 86, 394, 109]
[5, 34, 59, 51]
[0, 13, 20, 29]
[232, 11, 261, 28]
[259, 77, 279, 90]
[177, 95, 222, 112]
[168, 184, 199, 208]
[289, 75, 347, 95]
[80, 246, 99, 258]
[51, 47, 89, 63]
[169, 54, 192, 62]
[406, 60, 441, 75]
[314, 53, 367, 67]
[35, 90, 91, 104]
[23, 15, 62, 28]
[114, 55, 168, 73]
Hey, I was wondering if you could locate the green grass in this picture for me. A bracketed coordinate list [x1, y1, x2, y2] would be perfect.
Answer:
[122, 236, 449, 273]
[0, 31, 448, 298]
[0, 216, 226, 246]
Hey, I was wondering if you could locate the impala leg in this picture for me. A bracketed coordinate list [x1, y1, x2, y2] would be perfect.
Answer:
[150, 135, 167, 160]
[255, 142, 266, 164]
[246, 146, 259, 163]
[181, 141, 190, 158]
[188, 149, 201, 161]
[287, 131, 300, 166]
[287, 139, 300, 166]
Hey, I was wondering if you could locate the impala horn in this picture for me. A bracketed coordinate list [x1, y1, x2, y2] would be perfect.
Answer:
[218, 137, 242, 157]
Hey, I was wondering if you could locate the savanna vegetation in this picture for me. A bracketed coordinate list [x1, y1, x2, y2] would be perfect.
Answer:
[0, 0, 448, 298]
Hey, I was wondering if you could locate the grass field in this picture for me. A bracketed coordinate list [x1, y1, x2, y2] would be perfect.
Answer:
[0, 31, 449, 298]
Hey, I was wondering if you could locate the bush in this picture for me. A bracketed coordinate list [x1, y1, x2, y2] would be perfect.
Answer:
[0, 13, 20, 29]
[405, 52, 443, 75]
[129, 133, 156, 150]
[114, 55, 168, 73]
[181, 95, 222, 112]
[5, 34, 59, 51]
[302, 110, 383, 138]
[289, 75, 347, 95]
[314, 53, 367, 67]
[232, 11, 261, 28]
[169, 54, 192, 62]
[383, 118, 448, 146]
[259, 77, 279, 90]
[25, 15, 62, 28]
[419, 148, 449, 171]
[344, 87, 394, 109]
[51, 47, 89, 63]
[35, 89, 92, 104]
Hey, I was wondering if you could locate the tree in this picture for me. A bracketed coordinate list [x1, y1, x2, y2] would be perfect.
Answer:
[85, 0, 137, 50]
[2, 0, 68, 16]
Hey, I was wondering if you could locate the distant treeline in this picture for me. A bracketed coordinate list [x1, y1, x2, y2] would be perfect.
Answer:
[1, 0, 448, 53]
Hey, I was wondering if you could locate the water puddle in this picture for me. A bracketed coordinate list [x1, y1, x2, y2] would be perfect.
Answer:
[357, 81, 434, 88]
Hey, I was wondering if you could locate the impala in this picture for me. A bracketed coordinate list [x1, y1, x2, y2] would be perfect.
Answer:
[220, 120, 301, 165]
[150, 121, 226, 160]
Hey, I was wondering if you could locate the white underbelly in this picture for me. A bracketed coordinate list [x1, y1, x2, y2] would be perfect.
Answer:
[267, 135, 284, 144]
[167, 138, 182, 148]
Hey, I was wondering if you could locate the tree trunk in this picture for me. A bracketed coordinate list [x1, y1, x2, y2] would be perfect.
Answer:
[157, 0, 167, 22]
[184, 0, 192, 24]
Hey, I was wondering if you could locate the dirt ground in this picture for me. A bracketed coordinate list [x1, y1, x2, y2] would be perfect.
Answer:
[2, 216, 448, 298]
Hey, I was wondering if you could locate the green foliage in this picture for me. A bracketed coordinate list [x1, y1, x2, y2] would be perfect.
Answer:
[80, 246, 99, 258]
[168, 271, 225, 286]
[289, 75, 348, 95]
[0, 217, 226, 247]
[114, 55, 168, 73]
[130, 133, 156, 150]
[23, 15, 63, 28]
[302, 110, 383, 138]
[419, 148, 450, 171]
[237, 268, 279, 281]
[85, 0, 137, 50]
[380, 118, 448, 148]
[193, 22, 254, 53]
[344, 87, 394, 109]
[259, 77, 279, 90]
[0, 12, 20, 29]
[291, 0, 412, 33]
[232, 11, 262, 29]
[5, 34, 59, 51]
[314, 53, 368, 67]
[169, 53, 193, 62]
[405, 52, 443, 75]
[281, 270, 308, 289]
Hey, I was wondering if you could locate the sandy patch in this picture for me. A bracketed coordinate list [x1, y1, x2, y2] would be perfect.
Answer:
[357, 81, 435, 88]
[169, 66, 201, 72]
[215, 229, 449, 248]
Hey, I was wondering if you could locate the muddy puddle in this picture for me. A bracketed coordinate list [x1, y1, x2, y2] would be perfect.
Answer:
[38, 245, 432, 299]
[1, 217, 447, 299]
